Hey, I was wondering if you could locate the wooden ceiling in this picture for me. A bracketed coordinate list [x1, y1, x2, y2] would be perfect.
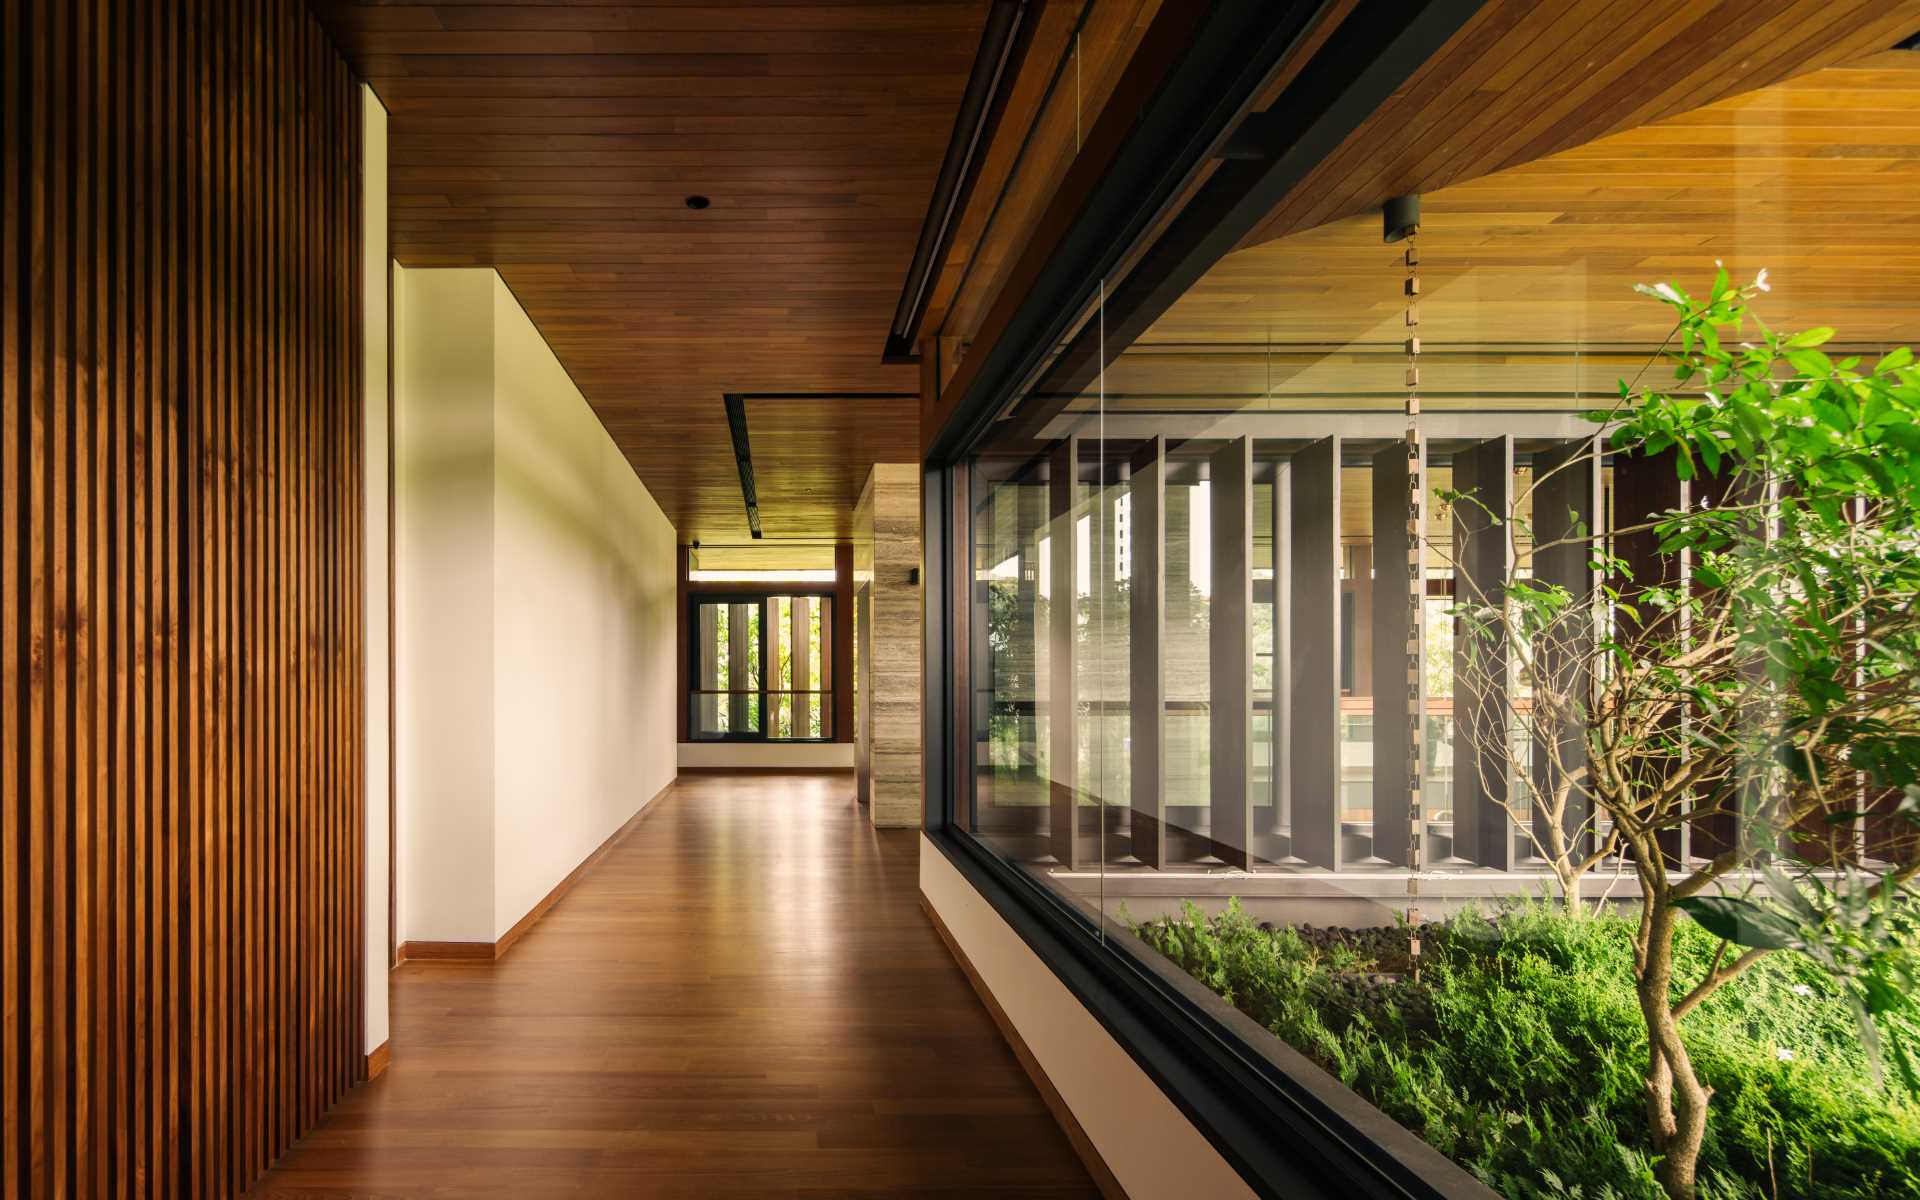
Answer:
[1130, 48, 1920, 401]
[312, 1, 988, 544]
[1237, 0, 1920, 251]
[318, 1, 1920, 543]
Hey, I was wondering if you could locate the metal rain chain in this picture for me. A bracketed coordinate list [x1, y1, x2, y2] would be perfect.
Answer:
[1385, 194, 1425, 977]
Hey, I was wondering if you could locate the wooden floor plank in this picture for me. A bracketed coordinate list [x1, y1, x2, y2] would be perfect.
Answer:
[254, 773, 1095, 1199]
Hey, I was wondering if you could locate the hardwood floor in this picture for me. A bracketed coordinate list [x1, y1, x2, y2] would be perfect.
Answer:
[253, 772, 1097, 1198]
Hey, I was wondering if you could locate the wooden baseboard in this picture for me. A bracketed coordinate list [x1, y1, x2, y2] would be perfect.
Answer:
[398, 778, 677, 966]
[677, 765, 855, 775]
[920, 894, 1128, 1200]
[494, 778, 674, 956]
[364, 1041, 391, 1081]
[396, 940, 494, 963]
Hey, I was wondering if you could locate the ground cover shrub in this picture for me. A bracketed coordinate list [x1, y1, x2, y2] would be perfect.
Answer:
[1132, 900, 1920, 1199]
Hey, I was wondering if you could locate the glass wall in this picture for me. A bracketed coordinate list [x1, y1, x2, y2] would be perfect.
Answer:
[944, 50, 1920, 1200]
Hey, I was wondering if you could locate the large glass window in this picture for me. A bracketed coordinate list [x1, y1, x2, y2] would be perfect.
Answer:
[690, 593, 832, 742]
[940, 39, 1920, 1200]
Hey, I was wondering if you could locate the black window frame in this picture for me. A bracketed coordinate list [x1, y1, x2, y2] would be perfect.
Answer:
[916, 2, 1497, 1199]
[686, 587, 836, 744]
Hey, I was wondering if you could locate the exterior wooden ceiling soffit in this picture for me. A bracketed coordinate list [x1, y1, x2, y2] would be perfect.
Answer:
[1236, 0, 1920, 250]
[1138, 49, 1920, 389]
[994, 0, 1920, 446]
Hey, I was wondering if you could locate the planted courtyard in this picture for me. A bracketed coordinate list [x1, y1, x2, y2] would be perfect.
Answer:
[1136, 272, 1920, 1200]
[1136, 900, 1920, 1200]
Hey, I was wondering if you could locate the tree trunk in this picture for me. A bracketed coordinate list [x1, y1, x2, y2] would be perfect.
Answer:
[1555, 861, 1583, 920]
[1638, 899, 1713, 1200]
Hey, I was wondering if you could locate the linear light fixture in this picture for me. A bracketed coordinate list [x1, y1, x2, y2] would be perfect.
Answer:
[722, 393, 762, 538]
[721, 393, 918, 540]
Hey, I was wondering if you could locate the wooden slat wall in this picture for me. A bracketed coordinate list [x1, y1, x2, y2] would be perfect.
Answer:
[2, 2, 365, 1197]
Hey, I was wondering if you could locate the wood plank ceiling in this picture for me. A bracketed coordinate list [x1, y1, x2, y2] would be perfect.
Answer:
[1120, 25, 1920, 404]
[1237, 0, 1920, 251]
[311, 2, 989, 545]
[1134, 51, 1920, 385]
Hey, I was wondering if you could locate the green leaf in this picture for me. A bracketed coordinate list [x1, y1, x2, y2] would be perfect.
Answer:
[1786, 349, 1834, 378]
[1874, 346, 1914, 374]
[1674, 896, 1797, 949]
[1786, 327, 1836, 349]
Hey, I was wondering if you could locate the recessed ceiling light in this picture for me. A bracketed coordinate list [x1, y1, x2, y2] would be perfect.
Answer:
[684, 195, 711, 210]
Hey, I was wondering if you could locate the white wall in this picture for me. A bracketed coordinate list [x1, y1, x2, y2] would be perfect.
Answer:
[394, 266, 499, 944]
[920, 838, 1257, 1199]
[360, 84, 392, 1054]
[677, 741, 854, 770]
[393, 266, 678, 947]
[490, 278, 677, 938]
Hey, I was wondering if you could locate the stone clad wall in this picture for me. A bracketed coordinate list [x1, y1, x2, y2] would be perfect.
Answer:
[856, 464, 924, 827]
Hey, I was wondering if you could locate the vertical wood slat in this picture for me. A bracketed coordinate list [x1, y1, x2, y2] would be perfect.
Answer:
[791, 596, 809, 736]
[1452, 435, 1516, 870]
[3, 0, 24, 1193]
[2, 1, 365, 1196]
[766, 596, 784, 734]
[85, 3, 113, 1193]
[51, 6, 75, 1198]
[1289, 436, 1341, 870]
[1209, 437, 1254, 870]
[1127, 437, 1166, 869]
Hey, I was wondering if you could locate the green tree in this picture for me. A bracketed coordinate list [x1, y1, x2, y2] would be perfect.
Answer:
[1449, 270, 1920, 1199]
